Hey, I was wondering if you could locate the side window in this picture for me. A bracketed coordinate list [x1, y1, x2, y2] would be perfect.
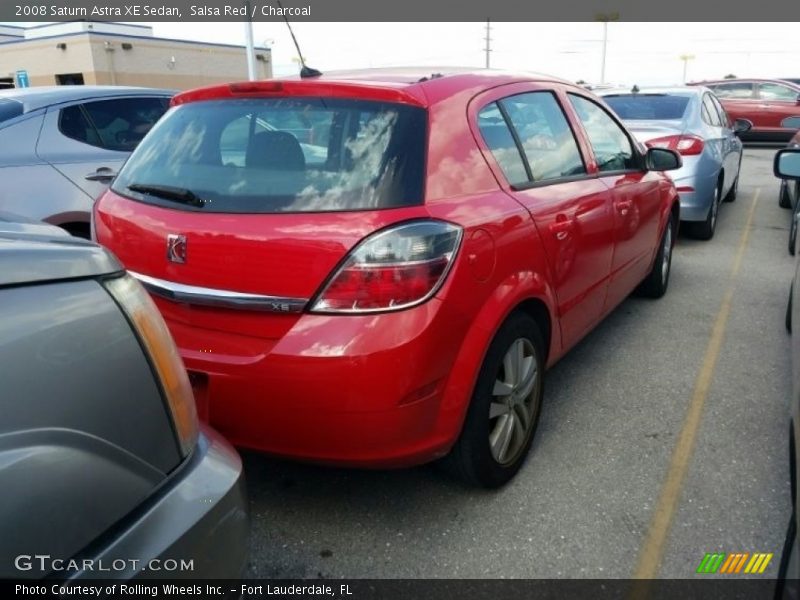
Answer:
[701, 94, 722, 127]
[713, 82, 754, 99]
[499, 92, 586, 182]
[477, 102, 529, 185]
[759, 82, 799, 102]
[58, 97, 170, 151]
[709, 94, 731, 128]
[568, 94, 637, 172]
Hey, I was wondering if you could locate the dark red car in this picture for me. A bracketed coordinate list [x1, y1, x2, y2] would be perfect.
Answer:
[690, 79, 800, 142]
[94, 69, 681, 487]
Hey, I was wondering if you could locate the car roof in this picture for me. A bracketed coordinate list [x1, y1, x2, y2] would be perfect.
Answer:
[0, 213, 122, 286]
[173, 68, 576, 108]
[0, 85, 175, 113]
[691, 78, 800, 89]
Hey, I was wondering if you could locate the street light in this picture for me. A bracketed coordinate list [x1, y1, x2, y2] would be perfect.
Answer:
[679, 54, 695, 84]
[595, 12, 619, 85]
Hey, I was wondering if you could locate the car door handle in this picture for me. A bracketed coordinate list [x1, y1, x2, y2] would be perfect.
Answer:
[85, 167, 117, 182]
[549, 218, 575, 240]
[616, 200, 633, 215]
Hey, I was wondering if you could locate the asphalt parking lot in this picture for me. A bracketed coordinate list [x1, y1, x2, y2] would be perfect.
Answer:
[242, 147, 793, 579]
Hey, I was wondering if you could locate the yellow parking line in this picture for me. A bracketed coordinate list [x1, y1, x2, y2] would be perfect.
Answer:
[633, 189, 761, 581]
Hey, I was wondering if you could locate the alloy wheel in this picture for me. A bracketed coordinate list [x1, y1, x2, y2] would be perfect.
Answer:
[489, 338, 539, 465]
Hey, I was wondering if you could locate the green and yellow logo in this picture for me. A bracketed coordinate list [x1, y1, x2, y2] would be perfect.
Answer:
[696, 552, 773, 574]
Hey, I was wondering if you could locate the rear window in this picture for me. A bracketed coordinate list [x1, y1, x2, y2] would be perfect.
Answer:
[603, 94, 691, 120]
[0, 99, 23, 124]
[112, 98, 427, 213]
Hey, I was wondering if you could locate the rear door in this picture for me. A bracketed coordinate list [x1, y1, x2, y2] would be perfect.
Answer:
[707, 92, 742, 192]
[37, 95, 170, 200]
[472, 85, 616, 349]
[565, 92, 662, 312]
[756, 82, 800, 133]
[710, 82, 762, 130]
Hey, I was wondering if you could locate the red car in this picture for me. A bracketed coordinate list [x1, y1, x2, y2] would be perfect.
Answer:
[94, 69, 681, 487]
[690, 78, 800, 142]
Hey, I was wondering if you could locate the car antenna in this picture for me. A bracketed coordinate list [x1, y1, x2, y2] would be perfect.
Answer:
[276, 0, 322, 79]
[631, 84, 640, 94]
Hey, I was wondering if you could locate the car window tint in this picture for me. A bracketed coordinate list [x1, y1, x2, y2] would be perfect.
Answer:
[602, 94, 690, 120]
[709, 94, 731, 128]
[0, 99, 23, 123]
[499, 92, 586, 182]
[759, 83, 799, 101]
[702, 94, 722, 127]
[712, 82, 755, 99]
[477, 102, 529, 185]
[568, 94, 637, 172]
[112, 97, 426, 213]
[59, 97, 170, 151]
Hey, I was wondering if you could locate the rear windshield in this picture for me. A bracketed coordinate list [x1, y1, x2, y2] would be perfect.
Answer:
[0, 99, 24, 124]
[112, 98, 427, 213]
[603, 94, 691, 120]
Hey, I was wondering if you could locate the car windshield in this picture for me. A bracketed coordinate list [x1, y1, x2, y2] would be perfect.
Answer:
[0, 99, 23, 124]
[112, 97, 427, 213]
[603, 94, 691, 120]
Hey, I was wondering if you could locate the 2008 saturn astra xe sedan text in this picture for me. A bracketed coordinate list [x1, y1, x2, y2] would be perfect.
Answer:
[94, 69, 682, 487]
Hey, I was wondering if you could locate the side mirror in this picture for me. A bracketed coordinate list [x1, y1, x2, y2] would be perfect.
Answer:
[646, 147, 682, 172]
[775, 149, 800, 180]
[782, 116, 800, 129]
[733, 118, 753, 136]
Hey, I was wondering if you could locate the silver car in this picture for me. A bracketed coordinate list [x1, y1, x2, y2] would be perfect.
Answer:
[0, 214, 248, 580]
[601, 87, 751, 240]
[0, 86, 172, 238]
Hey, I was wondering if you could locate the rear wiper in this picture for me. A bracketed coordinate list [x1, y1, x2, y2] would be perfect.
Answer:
[126, 183, 205, 208]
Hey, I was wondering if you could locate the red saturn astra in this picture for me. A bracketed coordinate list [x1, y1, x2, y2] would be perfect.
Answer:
[95, 69, 681, 487]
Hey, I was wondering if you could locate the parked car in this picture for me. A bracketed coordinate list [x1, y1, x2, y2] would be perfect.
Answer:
[777, 147, 800, 590]
[779, 117, 800, 254]
[600, 86, 749, 240]
[95, 69, 682, 488]
[0, 86, 172, 238]
[0, 215, 247, 579]
[689, 79, 800, 142]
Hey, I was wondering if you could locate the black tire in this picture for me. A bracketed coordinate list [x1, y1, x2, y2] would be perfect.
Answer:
[688, 182, 721, 241]
[723, 172, 738, 203]
[637, 214, 675, 299]
[781, 182, 792, 209]
[442, 312, 545, 488]
[788, 285, 793, 334]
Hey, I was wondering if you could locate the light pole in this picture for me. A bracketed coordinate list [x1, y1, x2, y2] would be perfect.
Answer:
[680, 54, 695, 84]
[595, 12, 619, 85]
[243, 0, 256, 81]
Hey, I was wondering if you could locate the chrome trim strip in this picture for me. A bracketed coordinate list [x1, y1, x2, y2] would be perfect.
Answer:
[129, 271, 307, 313]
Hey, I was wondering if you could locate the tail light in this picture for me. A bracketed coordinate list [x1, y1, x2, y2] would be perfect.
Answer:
[310, 220, 463, 313]
[646, 134, 704, 156]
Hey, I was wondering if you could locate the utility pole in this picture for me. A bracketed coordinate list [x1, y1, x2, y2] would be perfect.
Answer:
[680, 54, 695, 84]
[484, 19, 492, 69]
[244, 0, 257, 81]
[595, 12, 619, 85]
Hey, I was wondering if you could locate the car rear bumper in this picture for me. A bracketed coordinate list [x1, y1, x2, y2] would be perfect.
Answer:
[73, 425, 248, 579]
[673, 169, 718, 222]
[166, 298, 467, 468]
